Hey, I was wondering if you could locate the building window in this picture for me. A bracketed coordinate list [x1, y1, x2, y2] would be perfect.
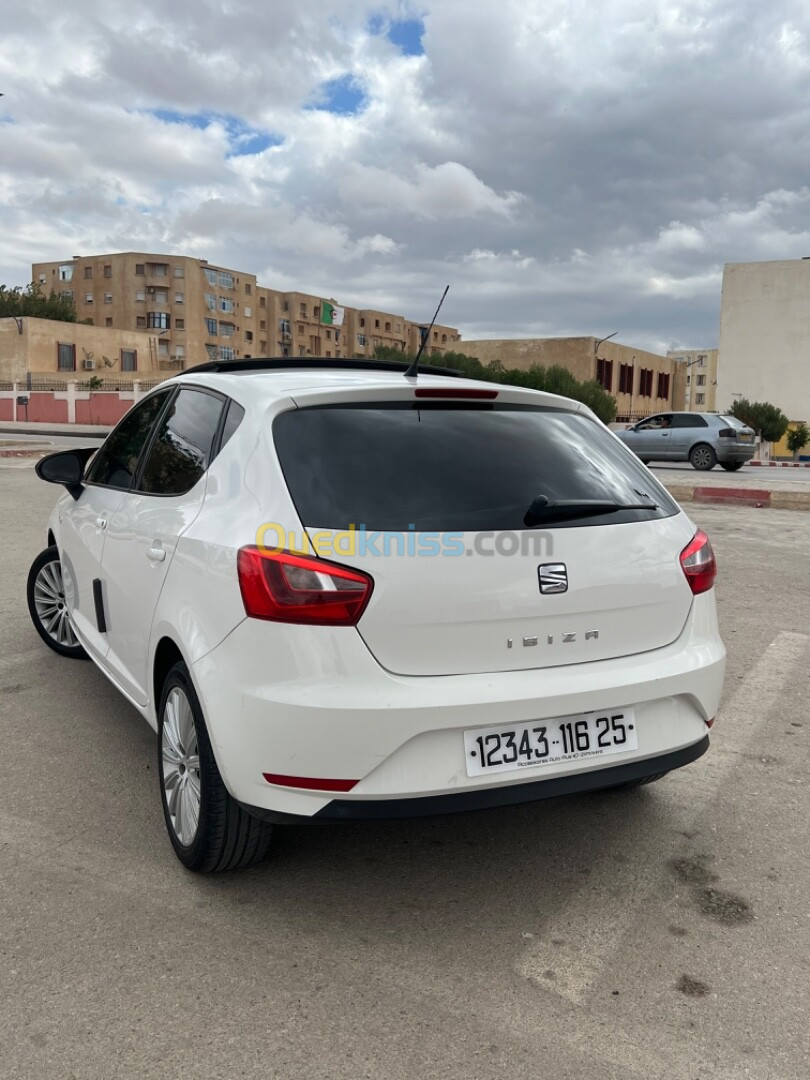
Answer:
[245, 283, 252, 295]
[698, 355, 706, 366]
[174, 292, 184, 304]
[359, 317, 365, 328]
[261, 340, 268, 352]
[219, 322, 235, 338]
[298, 324, 304, 334]
[106, 317, 113, 327]
[204, 293, 216, 310]
[374, 319, 380, 329]
[279, 318, 290, 333]
[245, 331, 253, 342]
[38, 273, 46, 284]
[175, 345, 185, 359]
[219, 297, 234, 313]
[121, 349, 137, 372]
[59, 264, 74, 282]
[218, 271, 234, 289]
[357, 333, 367, 346]
[260, 296, 266, 308]
[149, 288, 168, 303]
[60, 290, 74, 300]
[325, 329, 331, 340]
[260, 320, 267, 331]
[135, 290, 145, 302]
[696, 374, 706, 386]
[618, 364, 634, 394]
[57, 343, 76, 371]
[104, 293, 113, 303]
[639, 369, 654, 397]
[206, 318, 218, 336]
[175, 318, 184, 330]
[173, 266, 184, 278]
[150, 263, 168, 277]
[283, 300, 289, 311]
[135, 263, 145, 276]
[299, 346, 307, 356]
[695, 393, 705, 404]
[205, 344, 217, 361]
[136, 316, 147, 328]
[103, 265, 112, 278]
[596, 358, 613, 391]
[384, 321, 391, 332]
[147, 312, 170, 330]
[300, 304, 307, 317]
[219, 346, 235, 361]
[657, 372, 670, 399]
[85, 293, 94, 303]
[84, 266, 93, 279]
[244, 306, 251, 318]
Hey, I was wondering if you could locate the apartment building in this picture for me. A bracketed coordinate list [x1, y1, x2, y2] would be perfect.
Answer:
[459, 337, 686, 419]
[32, 252, 460, 371]
[667, 349, 718, 411]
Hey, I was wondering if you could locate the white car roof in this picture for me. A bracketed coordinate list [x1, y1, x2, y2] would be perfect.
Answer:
[168, 363, 587, 415]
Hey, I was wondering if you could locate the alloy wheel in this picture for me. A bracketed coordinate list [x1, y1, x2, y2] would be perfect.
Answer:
[161, 687, 202, 847]
[33, 559, 79, 649]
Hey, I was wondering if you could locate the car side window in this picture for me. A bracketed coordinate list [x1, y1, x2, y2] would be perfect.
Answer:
[636, 415, 664, 430]
[138, 388, 225, 496]
[85, 391, 171, 490]
[672, 415, 709, 428]
[218, 400, 245, 453]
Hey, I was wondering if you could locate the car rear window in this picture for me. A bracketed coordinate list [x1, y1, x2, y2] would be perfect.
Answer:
[720, 415, 748, 429]
[273, 403, 678, 531]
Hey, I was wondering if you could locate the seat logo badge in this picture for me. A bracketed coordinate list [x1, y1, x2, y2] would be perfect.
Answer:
[538, 564, 568, 594]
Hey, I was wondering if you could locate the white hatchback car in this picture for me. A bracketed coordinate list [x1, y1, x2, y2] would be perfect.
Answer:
[28, 359, 725, 872]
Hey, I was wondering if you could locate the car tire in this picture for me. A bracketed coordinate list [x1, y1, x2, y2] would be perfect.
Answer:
[720, 461, 744, 472]
[26, 546, 87, 659]
[158, 660, 274, 873]
[689, 444, 717, 471]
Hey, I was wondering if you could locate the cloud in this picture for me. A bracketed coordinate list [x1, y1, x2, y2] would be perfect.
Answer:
[1, 0, 810, 353]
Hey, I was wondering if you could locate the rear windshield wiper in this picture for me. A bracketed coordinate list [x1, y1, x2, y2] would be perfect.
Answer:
[524, 495, 659, 526]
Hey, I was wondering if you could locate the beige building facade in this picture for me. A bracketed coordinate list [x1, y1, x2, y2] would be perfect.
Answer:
[0, 316, 159, 383]
[459, 337, 685, 419]
[667, 349, 718, 411]
[716, 260, 810, 423]
[32, 252, 460, 370]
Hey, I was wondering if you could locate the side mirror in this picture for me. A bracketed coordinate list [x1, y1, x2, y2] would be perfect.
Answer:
[35, 448, 96, 500]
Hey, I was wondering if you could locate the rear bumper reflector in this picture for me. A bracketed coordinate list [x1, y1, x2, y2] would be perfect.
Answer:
[262, 773, 359, 792]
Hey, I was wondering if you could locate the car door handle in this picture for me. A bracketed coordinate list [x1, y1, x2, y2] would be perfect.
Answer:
[95, 517, 107, 529]
[147, 545, 166, 563]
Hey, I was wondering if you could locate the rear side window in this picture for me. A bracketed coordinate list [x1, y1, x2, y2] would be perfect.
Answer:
[138, 388, 224, 495]
[273, 403, 678, 531]
[86, 390, 171, 490]
[672, 414, 709, 428]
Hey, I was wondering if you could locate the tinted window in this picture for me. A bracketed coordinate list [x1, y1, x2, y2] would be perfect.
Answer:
[671, 414, 709, 428]
[139, 389, 224, 495]
[274, 404, 678, 531]
[218, 400, 245, 452]
[86, 391, 171, 489]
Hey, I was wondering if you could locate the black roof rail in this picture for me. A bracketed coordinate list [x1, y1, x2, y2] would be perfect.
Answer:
[178, 357, 467, 378]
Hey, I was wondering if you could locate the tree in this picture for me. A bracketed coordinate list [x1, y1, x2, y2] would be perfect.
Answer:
[786, 422, 810, 459]
[729, 398, 789, 443]
[370, 346, 618, 424]
[0, 283, 78, 323]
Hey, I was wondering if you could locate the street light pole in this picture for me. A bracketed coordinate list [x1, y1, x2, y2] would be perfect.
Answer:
[594, 331, 618, 358]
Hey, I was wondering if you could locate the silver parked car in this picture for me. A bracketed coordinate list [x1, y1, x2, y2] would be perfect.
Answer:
[616, 412, 756, 471]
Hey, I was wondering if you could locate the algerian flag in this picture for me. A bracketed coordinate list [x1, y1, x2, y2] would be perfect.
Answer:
[321, 301, 345, 327]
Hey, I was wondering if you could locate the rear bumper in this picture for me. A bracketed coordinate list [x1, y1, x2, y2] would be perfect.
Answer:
[717, 444, 756, 463]
[244, 736, 709, 822]
[193, 592, 724, 818]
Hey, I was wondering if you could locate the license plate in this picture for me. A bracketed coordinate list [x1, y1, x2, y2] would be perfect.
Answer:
[464, 709, 638, 777]
[738, 433, 753, 442]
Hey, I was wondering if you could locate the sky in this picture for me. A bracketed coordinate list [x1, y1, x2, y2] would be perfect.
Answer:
[2, 0, 810, 353]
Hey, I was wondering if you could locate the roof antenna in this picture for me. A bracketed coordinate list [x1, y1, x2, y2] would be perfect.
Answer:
[404, 285, 449, 378]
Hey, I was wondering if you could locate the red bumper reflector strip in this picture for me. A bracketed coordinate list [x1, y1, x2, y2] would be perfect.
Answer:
[705, 717, 715, 729]
[263, 773, 359, 792]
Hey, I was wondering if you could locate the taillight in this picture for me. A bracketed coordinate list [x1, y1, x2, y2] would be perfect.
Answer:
[679, 530, 717, 595]
[718, 428, 736, 439]
[237, 546, 374, 625]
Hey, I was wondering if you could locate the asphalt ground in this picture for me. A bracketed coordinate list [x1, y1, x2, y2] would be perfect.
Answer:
[1, 465, 810, 1079]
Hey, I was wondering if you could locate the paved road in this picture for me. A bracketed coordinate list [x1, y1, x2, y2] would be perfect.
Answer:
[2, 469, 809, 1080]
[649, 461, 810, 489]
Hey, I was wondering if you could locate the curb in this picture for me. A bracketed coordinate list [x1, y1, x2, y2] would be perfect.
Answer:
[664, 483, 810, 511]
[748, 460, 810, 468]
